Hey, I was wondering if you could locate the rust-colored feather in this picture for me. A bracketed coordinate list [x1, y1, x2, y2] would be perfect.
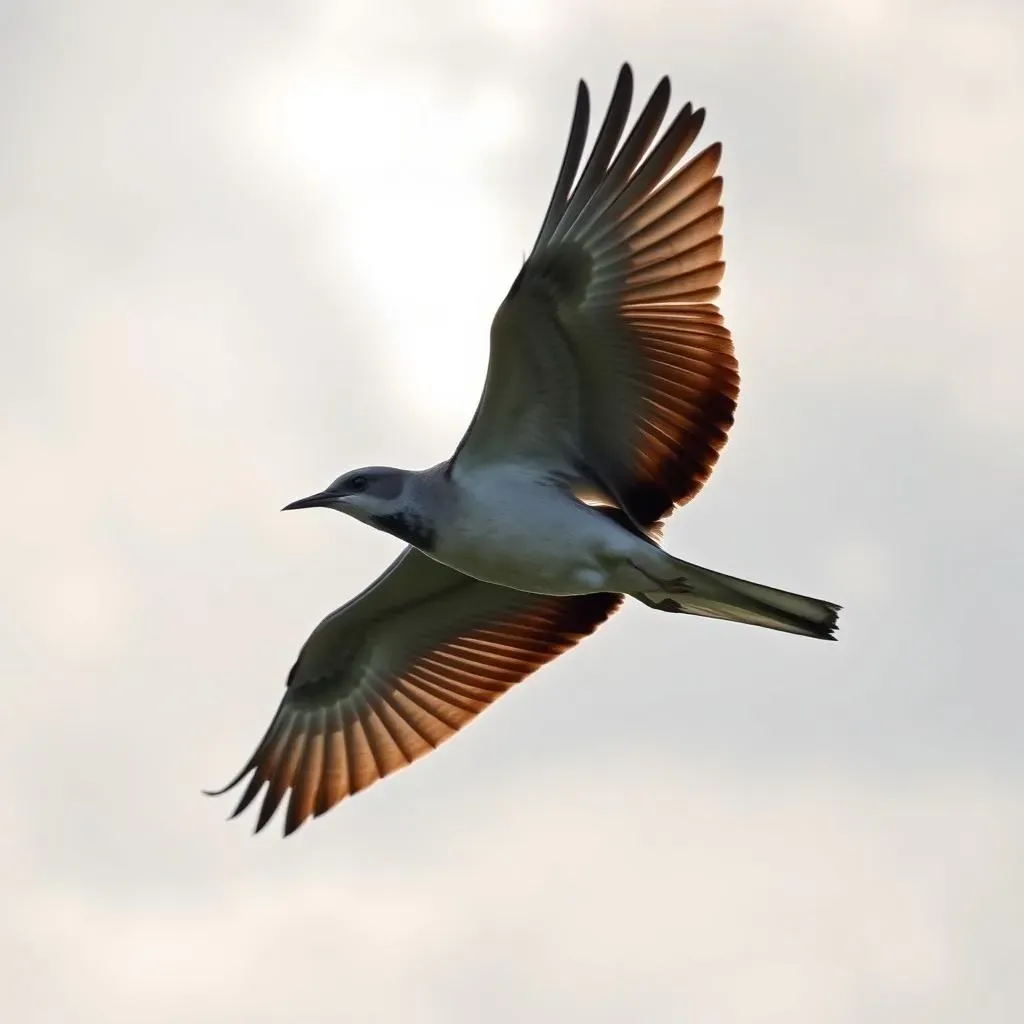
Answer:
[211, 575, 622, 836]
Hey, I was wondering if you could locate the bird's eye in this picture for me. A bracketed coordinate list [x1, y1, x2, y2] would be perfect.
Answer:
[348, 474, 368, 493]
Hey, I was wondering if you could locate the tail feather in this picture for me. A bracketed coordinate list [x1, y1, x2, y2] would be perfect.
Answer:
[635, 560, 840, 640]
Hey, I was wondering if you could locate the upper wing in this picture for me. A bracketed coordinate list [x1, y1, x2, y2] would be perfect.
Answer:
[208, 547, 621, 836]
[452, 64, 739, 529]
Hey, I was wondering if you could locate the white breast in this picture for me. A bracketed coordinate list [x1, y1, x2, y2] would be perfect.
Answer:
[434, 464, 632, 595]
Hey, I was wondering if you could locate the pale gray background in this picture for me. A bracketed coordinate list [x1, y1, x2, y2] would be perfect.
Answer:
[3, 1, 1022, 1021]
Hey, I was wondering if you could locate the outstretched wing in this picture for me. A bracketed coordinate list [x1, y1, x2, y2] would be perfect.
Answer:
[208, 547, 621, 835]
[452, 64, 739, 528]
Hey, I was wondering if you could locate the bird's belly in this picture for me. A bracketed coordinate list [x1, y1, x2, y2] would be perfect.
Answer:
[434, 483, 622, 595]
[444, 538, 604, 595]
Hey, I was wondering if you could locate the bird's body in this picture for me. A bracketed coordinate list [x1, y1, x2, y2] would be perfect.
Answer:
[372, 461, 838, 634]
[432, 463, 642, 596]
[209, 64, 841, 836]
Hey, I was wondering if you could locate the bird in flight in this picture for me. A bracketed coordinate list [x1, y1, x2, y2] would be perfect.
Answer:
[208, 64, 840, 836]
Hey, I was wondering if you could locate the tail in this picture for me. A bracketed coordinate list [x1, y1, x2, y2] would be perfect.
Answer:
[634, 558, 840, 641]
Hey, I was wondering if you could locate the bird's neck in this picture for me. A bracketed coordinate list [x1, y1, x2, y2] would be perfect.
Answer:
[368, 472, 439, 551]
[370, 505, 436, 551]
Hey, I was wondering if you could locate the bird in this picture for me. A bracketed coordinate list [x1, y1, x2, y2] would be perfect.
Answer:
[207, 64, 840, 836]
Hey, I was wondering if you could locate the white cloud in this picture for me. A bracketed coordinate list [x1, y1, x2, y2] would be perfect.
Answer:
[9, 763, 1022, 1023]
[242, 63, 518, 424]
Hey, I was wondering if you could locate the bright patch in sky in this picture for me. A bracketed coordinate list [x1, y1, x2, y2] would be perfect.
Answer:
[247, 66, 526, 429]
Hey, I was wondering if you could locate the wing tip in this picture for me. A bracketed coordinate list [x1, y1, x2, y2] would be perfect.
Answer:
[201, 762, 253, 799]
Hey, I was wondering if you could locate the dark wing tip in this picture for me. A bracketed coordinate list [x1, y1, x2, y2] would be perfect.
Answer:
[201, 762, 255, 799]
[254, 790, 281, 833]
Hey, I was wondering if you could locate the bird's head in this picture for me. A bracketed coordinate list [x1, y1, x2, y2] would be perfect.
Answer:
[282, 466, 412, 528]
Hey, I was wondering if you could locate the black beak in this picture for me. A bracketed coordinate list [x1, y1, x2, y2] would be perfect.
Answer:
[281, 490, 336, 511]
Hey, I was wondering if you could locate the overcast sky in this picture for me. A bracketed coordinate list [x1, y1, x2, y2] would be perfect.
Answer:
[3, 1, 1023, 1021]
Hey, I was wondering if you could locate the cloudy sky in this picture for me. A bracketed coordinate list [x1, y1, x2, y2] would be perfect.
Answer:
[3, 0, 1023, 1020]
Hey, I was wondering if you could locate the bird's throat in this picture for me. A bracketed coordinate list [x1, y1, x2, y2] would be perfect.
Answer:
[370, 510, 436, 551]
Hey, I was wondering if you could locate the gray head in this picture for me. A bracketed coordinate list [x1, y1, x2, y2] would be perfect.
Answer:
[282, 466, 435, 549]
[283, 466, 410, 521]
